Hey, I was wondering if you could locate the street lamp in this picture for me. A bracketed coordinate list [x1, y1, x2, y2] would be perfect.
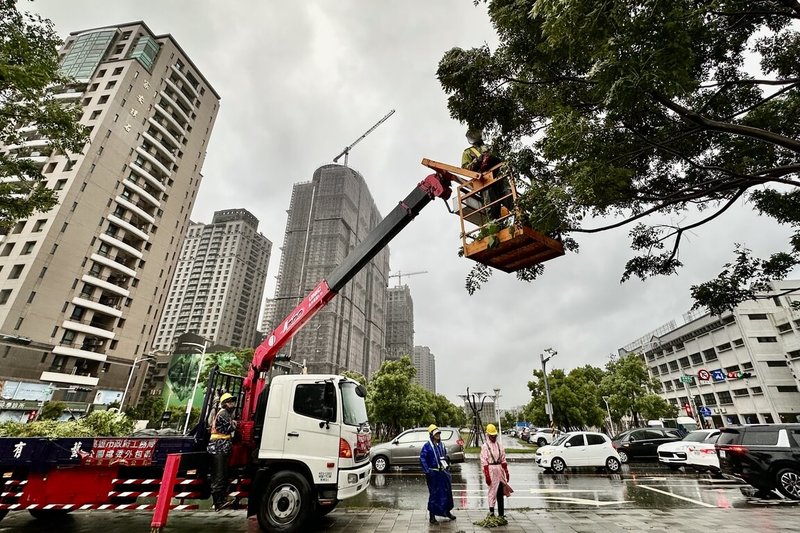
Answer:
[120, 355, 156, 410]
[602, 395, 614, 436]
[493, 388, 502, 437]
[540, 348, 557, 428]
[181, 340, 208, 434]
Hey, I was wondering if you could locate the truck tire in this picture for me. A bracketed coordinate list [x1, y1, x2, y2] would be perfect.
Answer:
[257, 471, 313, 533]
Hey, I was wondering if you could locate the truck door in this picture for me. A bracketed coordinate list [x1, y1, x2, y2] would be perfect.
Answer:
[284, 381, 341, 479]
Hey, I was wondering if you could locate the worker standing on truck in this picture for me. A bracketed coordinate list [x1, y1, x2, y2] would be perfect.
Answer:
[419, 424, 457, 524]
[208, 392, 237, 511]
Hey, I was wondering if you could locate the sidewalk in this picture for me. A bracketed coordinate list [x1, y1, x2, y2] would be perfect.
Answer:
[319, 507, 800, 532]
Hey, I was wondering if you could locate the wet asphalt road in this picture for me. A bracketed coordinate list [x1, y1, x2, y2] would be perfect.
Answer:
[1, 436, 797, 531]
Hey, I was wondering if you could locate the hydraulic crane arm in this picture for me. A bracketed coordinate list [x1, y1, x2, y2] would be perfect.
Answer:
[241, 170, 454, 423]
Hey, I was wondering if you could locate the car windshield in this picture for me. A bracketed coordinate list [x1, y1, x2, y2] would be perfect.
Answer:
[552, 433, 572, 446]
[339, 381, 368, 426]
[682, 431, 712, 442]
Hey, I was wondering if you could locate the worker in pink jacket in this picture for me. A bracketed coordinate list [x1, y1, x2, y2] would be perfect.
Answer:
[480, 423, 511, 524]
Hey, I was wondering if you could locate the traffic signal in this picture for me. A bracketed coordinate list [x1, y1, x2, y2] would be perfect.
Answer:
[726, 371, 753, 380]
[683, 403, 693, 416]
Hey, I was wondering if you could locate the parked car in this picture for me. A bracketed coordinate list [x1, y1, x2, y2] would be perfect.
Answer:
[369, 427, 465, 473]
[716, 424, 800, 499]
[686, 431, 723, 474]
[535, 431, 622, 474]
[529, 428, 557, 447]
[657, 429, 720, 470]
[611, 427, 683, 463]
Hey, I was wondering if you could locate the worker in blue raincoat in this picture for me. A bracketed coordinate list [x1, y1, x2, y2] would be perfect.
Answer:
[419, 424, 457, 524]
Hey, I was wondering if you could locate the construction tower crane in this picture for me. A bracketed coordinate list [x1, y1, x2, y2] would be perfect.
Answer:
[333, 109, 396, 166]
[388, 270, 428, 286]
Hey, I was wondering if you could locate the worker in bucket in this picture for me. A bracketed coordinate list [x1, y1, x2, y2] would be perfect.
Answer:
[461, 128, 510, 220]
[419, 424, 457, 524]
[208, 392, 237, 511]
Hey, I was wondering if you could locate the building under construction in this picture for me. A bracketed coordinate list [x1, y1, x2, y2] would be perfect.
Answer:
[273, 164, 389, 377]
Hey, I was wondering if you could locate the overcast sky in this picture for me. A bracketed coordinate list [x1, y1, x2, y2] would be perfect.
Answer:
[28, 1, 796, 409]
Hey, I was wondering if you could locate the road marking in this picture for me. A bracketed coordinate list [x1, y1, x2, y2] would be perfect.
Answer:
[637, 484, 715, 507]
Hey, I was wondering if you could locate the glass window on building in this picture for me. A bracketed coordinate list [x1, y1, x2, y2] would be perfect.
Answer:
[717, 391, 733, 404]
[690, 353, 703, 365]
[127, 35, 161, 72]
[703, 393, 717, 406]
[59, 29, 117, 81]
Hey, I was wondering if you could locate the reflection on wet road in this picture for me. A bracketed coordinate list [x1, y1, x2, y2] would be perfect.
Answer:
[341, 461, 788, 512]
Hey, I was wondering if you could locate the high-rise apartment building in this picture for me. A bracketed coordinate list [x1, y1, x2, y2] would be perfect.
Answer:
[153, 209, 271, 351]
[386, 285, 414, 360]
[620, 280, 800, 427]
[259, 298, 278, 336]
[413, 345, 436, 393]
[273, 164, 389, 377]
[0, 22, 219, 418]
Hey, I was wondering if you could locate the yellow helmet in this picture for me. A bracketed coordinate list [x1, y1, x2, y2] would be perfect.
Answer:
[219, 393, 235, 404]
[486, 423, 498, 436]
[428, 424, 439, 434]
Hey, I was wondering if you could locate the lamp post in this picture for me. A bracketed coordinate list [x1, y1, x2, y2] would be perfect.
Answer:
[181, 340, 208, 434]
[540, 348, 557, 428]
[602, 395, 614, 436]
[493, 388, 502, 437]
[120, 355, 156, 410]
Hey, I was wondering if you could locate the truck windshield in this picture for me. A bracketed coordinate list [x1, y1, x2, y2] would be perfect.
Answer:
[340, 382, 368, 426]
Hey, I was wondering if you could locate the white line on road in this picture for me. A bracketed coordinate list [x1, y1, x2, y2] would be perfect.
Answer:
[637, 484, 716, 507]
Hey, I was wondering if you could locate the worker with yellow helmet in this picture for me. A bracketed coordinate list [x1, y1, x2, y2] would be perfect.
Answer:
[480, 423, 511, 525]
[419, 424, 457, 524]
[207, 392, 238, 511]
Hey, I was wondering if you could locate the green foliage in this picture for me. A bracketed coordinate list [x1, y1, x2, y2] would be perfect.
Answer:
[366, 356, 465, 439]
[341, 370, 367, 387]
[439, 0, 800, 312]
[0, 410, 134, 437]
[198, 348, 254, 383]
[125, 395, 165, 429]
[636, 393, 678, 421]
[38, 400, 66, 421]
[0, 0, 90, 230]
[600, 354, 664, 427]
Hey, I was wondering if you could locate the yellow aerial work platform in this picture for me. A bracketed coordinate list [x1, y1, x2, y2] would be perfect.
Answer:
[422, 158, 564, 273]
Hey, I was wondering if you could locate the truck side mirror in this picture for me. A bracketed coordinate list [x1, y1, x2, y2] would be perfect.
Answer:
[355, 384, 367, 398]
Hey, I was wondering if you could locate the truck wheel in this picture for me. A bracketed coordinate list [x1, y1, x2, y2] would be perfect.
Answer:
[775, 467, 800, 500]
[29, 509, 72, 520]
[372, 455, 389, 473]
[257, 471, 313, 533]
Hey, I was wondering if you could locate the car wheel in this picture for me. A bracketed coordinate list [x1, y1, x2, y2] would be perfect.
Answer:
[537, 438, 547, 447]
[372, 455, 389, 473]
[551, 457, 566, 473]
[606, 457, 621, 473]
[618, 450, 629, 464]
[775, 467, 800, 500]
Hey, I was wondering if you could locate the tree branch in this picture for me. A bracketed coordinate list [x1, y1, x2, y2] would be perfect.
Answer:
[699, 78, 800, 88]
[651, 92, 800, 153]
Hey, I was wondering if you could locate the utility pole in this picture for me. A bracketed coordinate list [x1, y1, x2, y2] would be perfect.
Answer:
[333, 109, 395, 167]
[541, 348, 557, 428]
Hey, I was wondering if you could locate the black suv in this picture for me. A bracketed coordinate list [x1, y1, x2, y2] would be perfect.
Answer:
[611, 427, 683, 463]
[716, 424, 800, 500]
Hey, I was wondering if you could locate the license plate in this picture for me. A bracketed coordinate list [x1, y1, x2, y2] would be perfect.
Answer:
[719, 450, 726, 458]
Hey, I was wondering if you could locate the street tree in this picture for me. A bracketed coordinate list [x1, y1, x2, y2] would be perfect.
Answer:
[636, 393, 678, 421]
[438, 0, 800, 313]
[601, 354, 663, 427]
[1, 0, 89, 229]
[525, 365, 607, 429]
[366, 356, 417, 439]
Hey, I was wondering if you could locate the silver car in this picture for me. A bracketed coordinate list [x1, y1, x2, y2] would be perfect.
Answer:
[370, 427, 465, 473]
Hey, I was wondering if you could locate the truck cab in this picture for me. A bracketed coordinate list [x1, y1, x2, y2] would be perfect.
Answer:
[251, 374, 371, 532]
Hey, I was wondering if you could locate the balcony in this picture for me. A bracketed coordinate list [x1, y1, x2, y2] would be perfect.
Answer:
[61, 319, 116, 339]
[81, 273, 130, 297]
[143, 131, 178, 164]
[90, 252, 136, 278]
[148, 117, 183, 149]
[164, 76, 195, 111]
[107, 213, 149, 241]
[72, 295, 124, 318]
[39, 370, 100, 387]
[100, 233, 143, 259]
[129, 161, 166, 194]
[154, 102, 186, 135]
[136, 146, 172, 178]
[115, 195, 156, 224]
[170, 64, 199, 98]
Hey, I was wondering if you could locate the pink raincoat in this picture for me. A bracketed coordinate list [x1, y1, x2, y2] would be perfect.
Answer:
[480, 438, 512, 507]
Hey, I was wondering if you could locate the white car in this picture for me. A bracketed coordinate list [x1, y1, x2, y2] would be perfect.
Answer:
[529, 428, 558, 447]
[685, 430, 722, 473]
[657, 429, 720, 470]
[535, 431, 622, 474]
